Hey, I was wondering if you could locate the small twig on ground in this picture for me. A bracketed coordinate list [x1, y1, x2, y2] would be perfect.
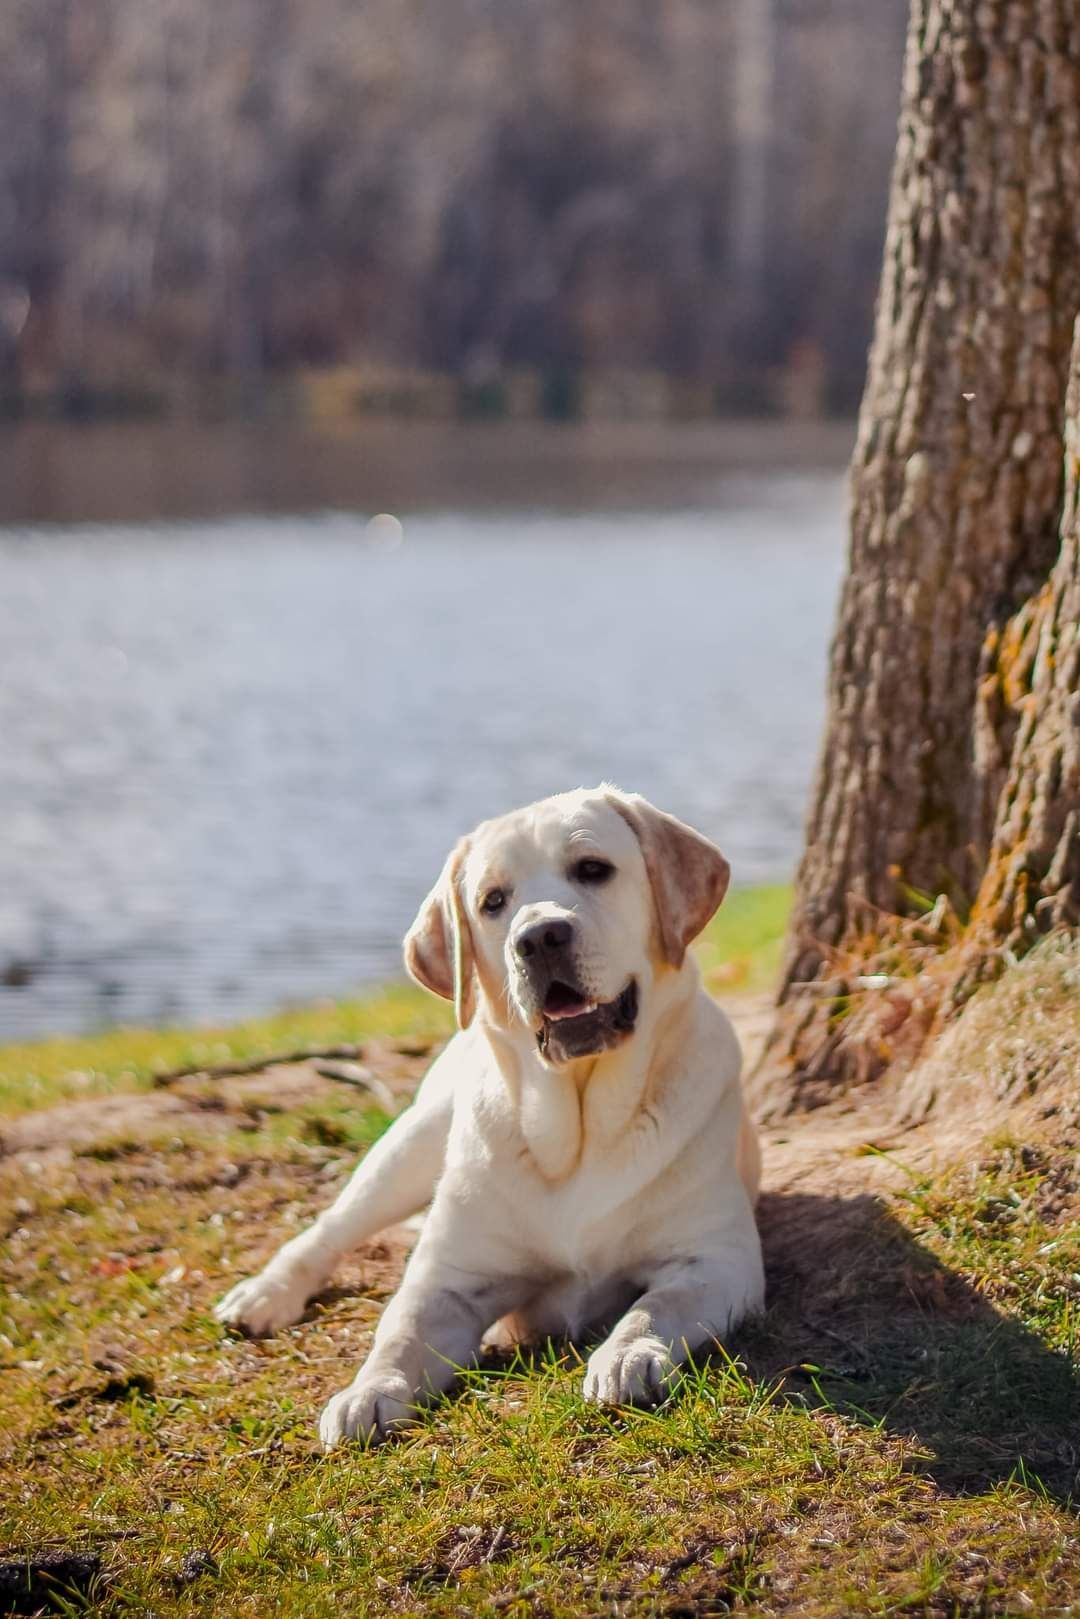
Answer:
[152, 1045, 366, 1087]
[313, 1061, 399, 1114]
[485, 1525, 508, 1564]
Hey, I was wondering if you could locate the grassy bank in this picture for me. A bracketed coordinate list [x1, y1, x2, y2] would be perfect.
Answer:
[1, 1052, 1077, 1614]
[0, 884, 791, 1119]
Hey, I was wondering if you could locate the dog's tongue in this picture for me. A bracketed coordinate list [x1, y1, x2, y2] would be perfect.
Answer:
[543, 982, 594, 1021]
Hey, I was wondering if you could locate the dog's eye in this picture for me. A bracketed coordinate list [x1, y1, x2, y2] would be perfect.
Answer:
[480, 887, 507, 917]
[571, 858, 614, 885]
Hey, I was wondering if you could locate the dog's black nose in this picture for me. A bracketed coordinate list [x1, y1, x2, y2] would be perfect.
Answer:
[515, 918, 573, 960]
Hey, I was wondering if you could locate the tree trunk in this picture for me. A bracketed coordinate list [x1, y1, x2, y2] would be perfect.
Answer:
[760, 0, 1080, 1107]
[963, 318, 1080, 962]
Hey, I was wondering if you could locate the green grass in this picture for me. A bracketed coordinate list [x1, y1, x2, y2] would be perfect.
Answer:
[0, 884, 792, 1120]
[0, 982, 455, 1119]
[696, 882, 791, 994]
[1, 1095, 1077, 1616]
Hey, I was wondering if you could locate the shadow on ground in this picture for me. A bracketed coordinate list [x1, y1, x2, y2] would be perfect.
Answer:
[747, 1190, 1080, 1506]
[305, 1188, 1079, 1509]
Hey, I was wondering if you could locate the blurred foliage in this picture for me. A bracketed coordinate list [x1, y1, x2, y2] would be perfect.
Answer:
[0, 0, 906, 418]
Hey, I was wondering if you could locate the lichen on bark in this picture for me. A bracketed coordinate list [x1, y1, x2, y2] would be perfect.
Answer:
[962, 317, 1080, 968]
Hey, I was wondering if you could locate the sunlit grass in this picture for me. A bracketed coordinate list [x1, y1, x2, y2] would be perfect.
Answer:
[1, 1091, 1077, 1615]
[696, 882, 791, 993]
[0, 982, 454, 1119]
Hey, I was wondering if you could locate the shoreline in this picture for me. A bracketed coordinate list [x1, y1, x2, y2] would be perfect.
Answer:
[0, 885, 791, 1118]
[0, 418, 854, 527]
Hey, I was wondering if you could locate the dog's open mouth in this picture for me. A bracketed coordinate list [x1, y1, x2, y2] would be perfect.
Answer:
[537, 979, 638, 1062]
[542, 981, 597, 1021]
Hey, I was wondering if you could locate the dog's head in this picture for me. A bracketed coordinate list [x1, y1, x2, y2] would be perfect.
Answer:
[404, 787, 730, 1067]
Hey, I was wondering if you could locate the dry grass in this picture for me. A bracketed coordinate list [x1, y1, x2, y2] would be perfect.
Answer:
[897, 932, 1080, 1125]
[764, 894, 1080, 1126]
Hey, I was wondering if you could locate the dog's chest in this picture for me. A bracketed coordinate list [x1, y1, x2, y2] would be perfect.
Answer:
[512, 1047, 654, 1186]
[463, 1045, 713, 1274]
[513, 1145, 673, 1279]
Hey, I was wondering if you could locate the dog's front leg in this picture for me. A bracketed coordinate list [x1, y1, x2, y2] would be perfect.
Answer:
[583, 1240, 764, 1408]
[214, 1089, 451, 1337]
[319, 1246, 520, 1447]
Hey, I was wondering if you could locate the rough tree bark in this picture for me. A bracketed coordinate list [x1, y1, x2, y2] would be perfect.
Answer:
[965, 318, 1080, 960]
[761, 0, 1080, 1105]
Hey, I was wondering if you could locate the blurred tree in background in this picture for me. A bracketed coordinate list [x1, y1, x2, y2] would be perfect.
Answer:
[0, 0, 907, 417]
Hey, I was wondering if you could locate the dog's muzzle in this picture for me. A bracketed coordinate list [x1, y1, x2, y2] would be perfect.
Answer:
[536, 978, 639, 1064]
[510, 915, 638, 1063]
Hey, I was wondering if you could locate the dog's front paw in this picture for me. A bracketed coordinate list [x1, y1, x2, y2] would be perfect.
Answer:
[319, 1371, 415, 1449]
[583, 1334, 673, 1407]
[213, 1269, 310, 1337]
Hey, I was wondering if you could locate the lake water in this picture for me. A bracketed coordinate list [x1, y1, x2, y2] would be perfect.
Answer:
[0, 421, 849, 1040]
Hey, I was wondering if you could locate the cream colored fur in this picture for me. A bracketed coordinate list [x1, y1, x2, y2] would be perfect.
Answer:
[215, 787, 764, 1446]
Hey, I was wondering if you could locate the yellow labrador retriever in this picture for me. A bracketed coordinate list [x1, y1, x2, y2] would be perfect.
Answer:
[215, 787, 763, 1445]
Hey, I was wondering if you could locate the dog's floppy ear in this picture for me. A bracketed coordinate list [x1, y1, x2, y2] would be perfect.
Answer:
[607, 791, 730, 968]
[403, 837, 476, 1027]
